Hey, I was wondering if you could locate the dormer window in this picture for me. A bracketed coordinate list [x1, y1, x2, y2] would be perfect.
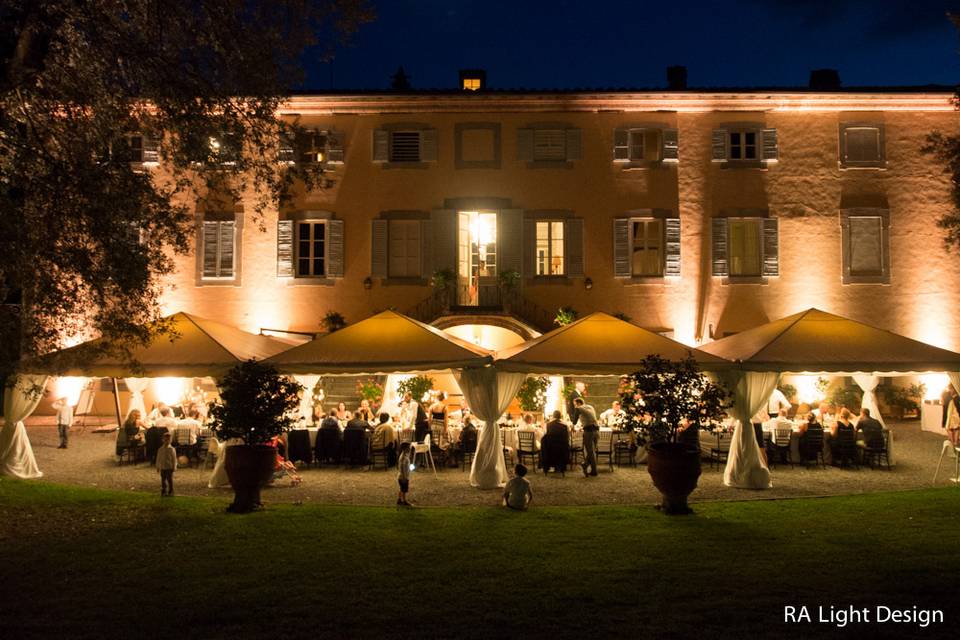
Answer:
[459, 69, 486, 91]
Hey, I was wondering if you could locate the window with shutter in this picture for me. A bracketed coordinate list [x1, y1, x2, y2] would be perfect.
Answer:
[841, 208, 890, 283]
[631, 219, 664, 277]
[712, 216, 777, 280]
[390, 131, 421, 162]
[563, 218, 584, 277]
[714, 126, 775, 167]
[371, 220, 388, 277]
[201, 220, 237, 280]
[534, 221, 565, 276]
[711, 218, 729, 276]
[276, 220, 294, 277]
[761, 129, 778, 161]
[613, 219, 631, 278]
[728, 219, 760, 276]
[326, 219, 344, 278]
[388, 220, 422, 277]
[533, 129, 566, 161]
[664, 218, 681, 276]
[326, 131, 345, 164]
[840, 124, 884, 168]
[141, 134, 160, 164]
[373, 129, 389, 162]
[296, 221, 326, 277]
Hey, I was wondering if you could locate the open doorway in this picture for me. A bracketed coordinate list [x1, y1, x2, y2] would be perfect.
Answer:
[456, 210, 498, 306]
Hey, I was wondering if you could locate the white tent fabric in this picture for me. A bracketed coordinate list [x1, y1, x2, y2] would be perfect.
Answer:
[946, 373, 960, 431]
[724, 371, 778, 489]
[852, 374, 885, 427]
[293, 375, 321, 422]
[1, 375, 48, 479]
[455, 367, 526, 489]
[124, 377, 149, 419]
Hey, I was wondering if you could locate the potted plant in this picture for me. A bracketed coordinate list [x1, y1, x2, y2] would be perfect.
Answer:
[516, 375, 550, 419]
[828, 383, 863, 413]
[321, 311, 346, 333]
[208, 360, 303, 513]
[431, 268, 455, 312]
[356, 377, 384, 413]
[554, 305, 578, 327]
[396, 375, 434, 404]
[619, 355, 729, 515]
[498, 269, 520, 311]
[880, 383, 924, 419]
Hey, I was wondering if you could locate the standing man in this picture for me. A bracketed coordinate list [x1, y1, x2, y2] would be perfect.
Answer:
[52, 396, 73, 449]
[574, 397, 599, 477]
[566, 381, 585, 422]
[767, 387, 791, 419]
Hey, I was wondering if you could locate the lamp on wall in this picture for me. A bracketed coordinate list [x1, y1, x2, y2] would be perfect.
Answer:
[363, 277, 373, 290]
[584, 277, 593, 290]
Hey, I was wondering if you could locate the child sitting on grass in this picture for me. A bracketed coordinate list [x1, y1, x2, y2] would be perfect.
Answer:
[503, 464, 533, 511]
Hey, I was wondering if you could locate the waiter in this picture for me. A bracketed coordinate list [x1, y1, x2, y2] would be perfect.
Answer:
[767, 387, 791, 418]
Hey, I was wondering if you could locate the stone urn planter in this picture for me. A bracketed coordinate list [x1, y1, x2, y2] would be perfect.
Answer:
[646, 441, 702, 515]
[224, 444, 277, 513]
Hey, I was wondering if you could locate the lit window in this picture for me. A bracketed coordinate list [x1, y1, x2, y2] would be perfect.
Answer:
[728, 219, 761, 276]
[296, 221, 326, 277]
[535, 221, 564, 275]
[299, 130, 328, 164]
[631, 219, 663, 277]
[462, 77, 481, 91]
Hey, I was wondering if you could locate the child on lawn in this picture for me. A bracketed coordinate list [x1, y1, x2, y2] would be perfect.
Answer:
[397, 441, 413, 506]
[503, 464, 533, 510]
[156, 432, 177, 496]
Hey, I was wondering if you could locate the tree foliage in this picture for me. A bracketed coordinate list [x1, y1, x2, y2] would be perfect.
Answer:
[925, 14, 960, 251]
[0, 0, 371, 374]
[207, 359, 302, 445]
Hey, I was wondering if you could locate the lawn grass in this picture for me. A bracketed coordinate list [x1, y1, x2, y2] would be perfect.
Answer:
[0, 480, 957, 639]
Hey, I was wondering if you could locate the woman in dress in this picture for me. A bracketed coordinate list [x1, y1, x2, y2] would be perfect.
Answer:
[831, 408, 857, 466]
[356, 398, 376, 423]
[335, 401, 348, 421]
[428, 392, 448, 440]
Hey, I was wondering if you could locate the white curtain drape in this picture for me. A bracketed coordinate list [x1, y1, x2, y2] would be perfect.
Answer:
[852, 374, 885, 427]
[0, 374, 49, 479]
[455, 367, 526, 489]
[293, 375, 321, 423]
[723, 371, 778, 489]
[945, 372, 960, 430]
[124, 377, 149, 419]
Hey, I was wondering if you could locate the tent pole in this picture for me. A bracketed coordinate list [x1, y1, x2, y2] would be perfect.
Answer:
[111, 377, 123, 427]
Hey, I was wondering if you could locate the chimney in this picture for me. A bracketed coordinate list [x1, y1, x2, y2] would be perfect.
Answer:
[809, 69, 841, 91]
[459, 69, 486, 91]
[667, 66, 687, 90]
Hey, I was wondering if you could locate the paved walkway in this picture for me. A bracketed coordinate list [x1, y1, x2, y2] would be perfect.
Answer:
[18, 417, 958, 507]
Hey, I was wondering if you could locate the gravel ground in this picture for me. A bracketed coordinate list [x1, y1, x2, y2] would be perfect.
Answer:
[20, 417, 958, 508]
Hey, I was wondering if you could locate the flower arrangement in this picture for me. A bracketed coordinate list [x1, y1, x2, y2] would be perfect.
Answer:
[356, 377, 384, 408]
[516, 376, 550, 412]
[396, 375, 434, 403]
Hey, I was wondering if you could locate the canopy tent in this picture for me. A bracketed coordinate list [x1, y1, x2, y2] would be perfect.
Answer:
[494, 312, 730, 374]
[26, 312, 293, 378]
[699, 308, 960, 489]
[265, 310, 493, 375]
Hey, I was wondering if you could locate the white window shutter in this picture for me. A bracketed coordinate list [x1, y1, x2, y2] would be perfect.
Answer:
[613, 218, 631, 278]
[202, 222, 219, 278]
[761, 129, 778, 162]
[420, 129, 438, 161]
[711, 129, 727, 162]
[711, 218, 728, 276]
[326, 131, 345, 164]
[142, 134, 160, 164]
[761, 218, 779, 277]
[371, 220, 388, 278]
[523, 219, 536, 277]
[277, 220, 294, 277]
[661, 128, 679, 163]
[564, 218, 584, 277]
[517, 128, 534, 161]
[664, 218, 681, 277]
[565, 128, 582, 160]
[327, 219, 344, 278]
[613, 129, 629, 161]
[217, 221, 235, 278]
[373, 129, 389, 162]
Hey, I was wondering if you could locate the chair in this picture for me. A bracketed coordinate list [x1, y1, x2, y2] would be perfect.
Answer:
[516, 430, 539, 469]
[399, 429, 415, 445]
[595, 430, 615, 472]
[460, 429, 478, 471]
[613, 432, 636, 467]
[860, 431, 891, 470]
[800, 428, 825, 468]
[341, 429, 368, 467]
[315, 428, 342, 465]
[709, 432, 730, 470]
[540, 429, 569, 477]
[771, 426, 793, 469]
[368, 431, 390, 471]
[173, 427, 198, 465]
[117, 443, 145, 465]
[413, 434, 437, 478]
[430, 425, 448, 469]
[198, 438, 220, 484]
[832, 427, 859, 469]
[933, 440, 960, 483]
[500, 428, 514, 466]
[569, 430, 583, 467]
[286, 429, 313, 465]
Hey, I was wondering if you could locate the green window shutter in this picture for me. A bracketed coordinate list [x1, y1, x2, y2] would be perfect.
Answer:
[761, 129, 778, 161]
[202, 222, 219, 278]
[711, 129, 727, 162]
[371, 220, 388, 278]
[373, 129, 389, 162]
[523, 219, 536, 277]
[420, 129, 438, 162]
[761, 218, 779, 277]
[326, 131, 345, 164]
[517, 128, 534, 161]
[664, 217, 681, 277]
[498, 209, 523, 275]
[327, 219, 344, 278]
[565, 128, 582, 160]
[420, 220, 433, 277]
[613, 129, 629, 161]
[662, 128, 679, 163]
[564, 218, 584, 277]
[431, 209, 457, 275]
[277, 220, 294, 277]
[613, 218, 631, 278]
[142, 134, 160, 163]
[711, 218, 729, 276]
[218, 221, 235, 278]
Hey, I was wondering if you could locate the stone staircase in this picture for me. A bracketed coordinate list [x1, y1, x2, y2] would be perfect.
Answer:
[563, 376, 621, 416]
[317, 375, 385, 414]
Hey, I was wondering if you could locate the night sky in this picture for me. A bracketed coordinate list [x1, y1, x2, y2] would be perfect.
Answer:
[302, 0, 960, 91]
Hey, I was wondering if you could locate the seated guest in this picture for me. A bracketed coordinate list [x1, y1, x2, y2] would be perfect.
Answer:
[315, 410, 342, 463]
[518, 413, 538, 430]
[831, 408, 858, 467]
[799, 412, 824, 459]
[855, 407, 884, 445]
[335, 402, 348, 421]
[356, 399, 376, 423]
[173, 408, 202, 459]
[345, 412, 369, 432]
[373, 412, 398, 466]
[540, 410, 570, 474]
[320, 410, 340, 432]
[813, 402, 834, 425]
[503, 464, 533, 511]
[117, 409, 146, 457]
[600, 401, 627, 429]
[460, 408, 477, 430]
[342, 417, 368, 466]
[155, 406, 178, 431]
